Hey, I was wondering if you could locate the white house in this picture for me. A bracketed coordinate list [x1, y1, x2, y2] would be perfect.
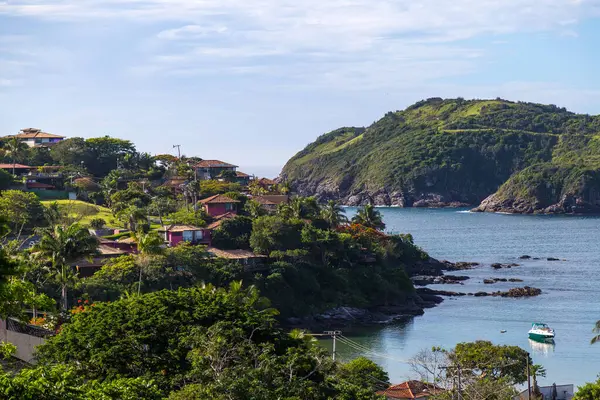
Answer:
[514, 384, 574, 400]
[5, 128, 65, 147]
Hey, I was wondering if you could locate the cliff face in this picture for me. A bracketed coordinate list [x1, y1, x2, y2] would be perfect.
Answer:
[282, 98, 600, 213]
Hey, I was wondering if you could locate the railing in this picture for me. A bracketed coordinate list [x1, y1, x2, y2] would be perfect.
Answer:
[7, 318, 55, 339]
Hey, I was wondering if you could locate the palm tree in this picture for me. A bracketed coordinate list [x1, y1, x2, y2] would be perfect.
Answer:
[278, 181, 291, 195]
[117, 206, 147, 232]
[352, 204, 386, 230]
[5, 137, 27, 176]
[321, 200, 348, 229]
[245, 199, 266, 219]
[34, 224, 98, 311]
[248, 180, 267, 196]
[591, 321, 600, 344]
[530, 364, 547, 398]
[134, 231, 164, 295]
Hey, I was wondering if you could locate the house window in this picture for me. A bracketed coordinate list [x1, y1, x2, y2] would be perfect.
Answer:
[225, 203, 234, 211]
[183, 231, 194, 242]
[195, 231, 204, 240]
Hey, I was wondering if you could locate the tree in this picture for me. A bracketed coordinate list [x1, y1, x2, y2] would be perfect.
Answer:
[211, 216, 253, 250]
[409, 347, 450, 387]
[278, 180, 291, 195]
[352, 204, 385, 231]
[219, 169, 237, 183]
[0, 168, 12, 190]
[592, 320, 600, 344]
[167, 208, 207, 227]
[0, 364, 162, 400]
[574, 378, 600, 400]
[134, 231, 164, 295]
[5, 137, 27, 175]
[248, 180, 267, 196]
[321, 200, 349, 228]
[244, 199, 266, 219]
[116, 206, 147, 232]
[0, 190, 45, 236]
[530, 364, 547, 397]
[249, 216, 304, 255]
[449, 341, 531, 385]
[36, 283, 280, 390]
[34, 223, 99, 311]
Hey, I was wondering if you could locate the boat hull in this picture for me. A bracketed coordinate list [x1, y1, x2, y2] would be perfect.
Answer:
[528, 332, 555, 341]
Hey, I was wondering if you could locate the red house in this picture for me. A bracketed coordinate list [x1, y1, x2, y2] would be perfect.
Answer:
[200, 194, 239, 218]
[159, 225, 211, 247]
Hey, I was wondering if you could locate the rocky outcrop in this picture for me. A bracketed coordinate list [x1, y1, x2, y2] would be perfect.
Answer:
[472, 165, 600, 215]
[484, 278, 524, 284]
[491, 263, 520, 269]
[420, 286, 541, 298]
[412, 275, 469, 286]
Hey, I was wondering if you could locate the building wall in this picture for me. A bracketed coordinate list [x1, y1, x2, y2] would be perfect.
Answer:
[169, 232, 184, 246]
[205, 203, 236, 217]
[0, 320, 46, 364]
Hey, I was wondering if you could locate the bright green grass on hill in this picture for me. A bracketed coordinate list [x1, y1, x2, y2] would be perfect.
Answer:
[41, 200, 115, 227]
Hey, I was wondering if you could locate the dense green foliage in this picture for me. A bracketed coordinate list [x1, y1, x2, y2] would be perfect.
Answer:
[574, 378, 600, 400]
[34, 284, 387, 399]
[282, 98, 600, 211]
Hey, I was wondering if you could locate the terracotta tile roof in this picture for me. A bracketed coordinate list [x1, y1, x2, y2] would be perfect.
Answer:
[253, 195, 290, 205]
[98, 245, 127, 256]
[162, 177, 187, 187]
[0, 163, 33, 169]
[206, 247, 265, 260]
[26, 182, 56, 189]
[7, 128, 65, 139]
[377, 381, 445, 399]
[118, 237, 137, 244]
[200, 194, 240, 204]
[206, 212, 236, 230]
[236, 171, 250, 177]
[195, 160, 238, 168]
[258, 177, 277, 186]
[158, 224, 204, 233]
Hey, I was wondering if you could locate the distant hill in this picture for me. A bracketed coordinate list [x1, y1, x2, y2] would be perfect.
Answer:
[281, 98, 600, 214]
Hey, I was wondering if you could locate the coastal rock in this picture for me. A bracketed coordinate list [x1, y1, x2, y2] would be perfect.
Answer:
[519, 255, 532, 260]
[491, 263, 520, 269]
[547, 257, 560, 261]
[446, 261, 479, 271]
[498, 286, 542, 298]
[412, 275, 470, 286]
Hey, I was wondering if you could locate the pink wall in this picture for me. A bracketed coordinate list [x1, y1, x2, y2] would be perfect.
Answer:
[167, 230, 212, 246]
[204, 203, 237, 217]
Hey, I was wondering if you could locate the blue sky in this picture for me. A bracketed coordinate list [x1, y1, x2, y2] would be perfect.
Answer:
[2, 1, 600, 177]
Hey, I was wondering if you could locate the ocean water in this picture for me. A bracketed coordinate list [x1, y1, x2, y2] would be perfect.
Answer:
[323, 208, 600, 388]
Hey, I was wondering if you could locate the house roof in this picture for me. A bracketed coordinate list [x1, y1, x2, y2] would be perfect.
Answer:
[8, 128, 65, 139]
[162, 177, 188, 187]
[258, 177, 277, 186]
[73, 177, 100, 189]
[0, 163, 33, 169]
[253, 195, 290, 205]
[26, 182, 55, 189]
[206, 247, 265, 260]
[206, 212, 236, 230]
[377, 381, 445, 399]
[200, 194, 240, 204]
[98, 245, 127, 256]
[118, 237, 137, 244]
[158, 224, 204, 233]
[195, 160, 238, 168]
[236, 171, 250, 177]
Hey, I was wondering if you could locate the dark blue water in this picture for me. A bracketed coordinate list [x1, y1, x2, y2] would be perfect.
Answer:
[325, 208, 600, 388]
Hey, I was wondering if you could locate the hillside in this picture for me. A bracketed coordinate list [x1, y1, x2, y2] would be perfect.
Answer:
[281, 98, 600, 213]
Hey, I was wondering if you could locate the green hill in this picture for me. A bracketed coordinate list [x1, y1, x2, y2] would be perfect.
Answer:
[281, 98, 600, 213]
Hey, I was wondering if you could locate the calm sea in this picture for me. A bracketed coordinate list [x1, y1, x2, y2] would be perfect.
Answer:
[323, 208, 600, 388]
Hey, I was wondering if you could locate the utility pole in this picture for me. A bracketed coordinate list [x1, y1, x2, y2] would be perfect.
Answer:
[323, 331, 342, 361]
[173, 144, 181, 158]
[457, 364, 462, 400]
[527, 353, 532, 399]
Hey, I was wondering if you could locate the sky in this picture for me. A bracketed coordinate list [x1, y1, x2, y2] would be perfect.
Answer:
[2, 1, 600, 178]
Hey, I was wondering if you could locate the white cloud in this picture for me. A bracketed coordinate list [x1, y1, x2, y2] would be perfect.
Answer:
[1, 0, 600, 89]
